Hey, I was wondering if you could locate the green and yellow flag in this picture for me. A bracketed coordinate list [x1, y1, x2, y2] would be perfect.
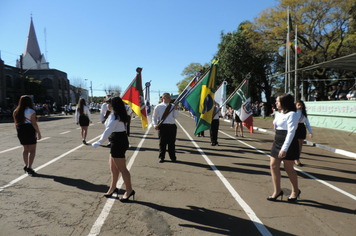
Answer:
[185, 58, 219, 135]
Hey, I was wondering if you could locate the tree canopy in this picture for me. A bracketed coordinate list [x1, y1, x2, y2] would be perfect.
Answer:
[178, 0, 356, 102]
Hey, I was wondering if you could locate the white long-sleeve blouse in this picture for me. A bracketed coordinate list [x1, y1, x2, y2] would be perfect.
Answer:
[273, 111, 298, 152]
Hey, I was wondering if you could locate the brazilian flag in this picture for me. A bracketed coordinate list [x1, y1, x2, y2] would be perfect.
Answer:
[185, 58, 219, 135]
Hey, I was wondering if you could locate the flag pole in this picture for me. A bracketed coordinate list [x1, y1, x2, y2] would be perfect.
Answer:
[157, 69, 211, 129]
[294, 24, 298, 102]
[121, 67, 142, 98]
[287, 7, 291, 93]
[175, 68, 211, 104]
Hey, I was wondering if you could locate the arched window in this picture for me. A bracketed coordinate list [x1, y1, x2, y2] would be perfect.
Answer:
[15, 77, 21, 88]
[6, 75, 12, 87]
[41, 78, 53, 89]
[63, 79, 67, 90]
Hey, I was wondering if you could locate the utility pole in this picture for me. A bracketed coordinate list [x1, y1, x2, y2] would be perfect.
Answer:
[90, 81, 93, 102]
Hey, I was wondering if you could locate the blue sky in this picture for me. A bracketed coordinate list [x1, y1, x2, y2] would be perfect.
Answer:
[0, 0, 278, 105]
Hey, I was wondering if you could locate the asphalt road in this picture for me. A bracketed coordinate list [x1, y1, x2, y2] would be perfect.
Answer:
[0, 112, 355, 236]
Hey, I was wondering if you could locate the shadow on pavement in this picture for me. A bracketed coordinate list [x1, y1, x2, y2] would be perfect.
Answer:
[132, 201, 294, 236]
[32, 173, 120, 194]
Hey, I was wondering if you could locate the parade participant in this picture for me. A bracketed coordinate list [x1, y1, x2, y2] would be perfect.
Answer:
[152, 93, 178, 163]
[268, 93, 300, 202]
[124, 102, 133, 136]
[100, 95, 112, 146]
[100, 95, 111, 123]
[234, 110, 243, 137]
[210, 102, 221, 146]
[92, 97, 134, 201]
[295, 100, 313, 167]
[13, 95, 41, 176]
[75, 98, 92, 144]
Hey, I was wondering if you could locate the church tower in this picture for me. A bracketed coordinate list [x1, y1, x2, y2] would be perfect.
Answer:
[16, 17, 49, 69]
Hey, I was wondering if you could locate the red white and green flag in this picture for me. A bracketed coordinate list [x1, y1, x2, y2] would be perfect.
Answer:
[122, 67, 148, 130]
[226, 75, 253, 133]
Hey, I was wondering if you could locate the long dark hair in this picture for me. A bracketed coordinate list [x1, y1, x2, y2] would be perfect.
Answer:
[296, 100, 307, 117]
[278, 93, 296, 114]
[111, 97, 128, 123]
[13, 95, 34, 125]
[77, 98, 85, 115]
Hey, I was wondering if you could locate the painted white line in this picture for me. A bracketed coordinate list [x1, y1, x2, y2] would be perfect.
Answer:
[176, 120, 272, 236]
[0, 145, 22, 154]
[219, 130, 356, 201]
[88, 125, 151, 236]
[0, 135, 100, 192]
[0, 137, 51, 154]
[60, 131, 71, 135]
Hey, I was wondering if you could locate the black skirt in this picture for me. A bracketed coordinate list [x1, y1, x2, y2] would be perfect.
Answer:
[109, 131, 129, 158]
[296, 123, 307, 139]
[17, 124, 37, 145]
[79, 114, 90, 127]
[270, 130, 299, 160]
[234, 114, 241, 122]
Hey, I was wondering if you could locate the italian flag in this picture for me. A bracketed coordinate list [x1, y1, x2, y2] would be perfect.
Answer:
[122, 68, 148, 130]
[227, 78, 254, 133]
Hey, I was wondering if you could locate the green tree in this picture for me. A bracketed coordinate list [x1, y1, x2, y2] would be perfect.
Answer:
[176, 62, 209, 93]
[215, 22, 277, 103]
[245, 0, 356, 100]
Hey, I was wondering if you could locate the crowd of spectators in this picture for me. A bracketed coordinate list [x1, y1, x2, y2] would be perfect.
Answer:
[324, 84, 356, 101]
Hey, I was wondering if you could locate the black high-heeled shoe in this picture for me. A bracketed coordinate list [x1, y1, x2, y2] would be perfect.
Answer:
[288, 190, 301, 203]
[27, 168, 36, 176]
[119, 190, 135, 202]
[24, 166, 28, 173]
[104, 188, 119, 198]
[267, 190, 284, 201]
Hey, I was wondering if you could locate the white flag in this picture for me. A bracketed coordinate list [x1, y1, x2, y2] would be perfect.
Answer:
[144, 82, 152, 127]
[214, 81, 227, 115]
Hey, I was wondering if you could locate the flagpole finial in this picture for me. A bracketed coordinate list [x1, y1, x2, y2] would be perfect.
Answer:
[136, 67, 143, 73]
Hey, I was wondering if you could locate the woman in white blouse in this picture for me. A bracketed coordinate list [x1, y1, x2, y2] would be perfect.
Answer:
[92, 97, 135, 202]
[295, 100, 313, 166]
[268, 93, 301, 203]
[13, 95, 42, 176]
[75, 98, 92, 144]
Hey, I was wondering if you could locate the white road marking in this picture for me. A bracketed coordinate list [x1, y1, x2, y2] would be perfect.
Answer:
[176, 120, 272, 236]
[219, 130, 356, 201]
[0, 137, 51, 154]
[60, 131, 71, 135]
[0, 136, 100, 192]
[88, 124, 151, 236]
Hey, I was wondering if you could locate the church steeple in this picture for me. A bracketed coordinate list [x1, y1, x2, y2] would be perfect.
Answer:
[24, 17, 42, 63]
[17, 16, 49, 69]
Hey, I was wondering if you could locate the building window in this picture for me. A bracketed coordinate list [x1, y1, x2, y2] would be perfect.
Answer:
[41, 78, 53, 89]
[6, 75, 12, 87]
[15, 77, 21, 88]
